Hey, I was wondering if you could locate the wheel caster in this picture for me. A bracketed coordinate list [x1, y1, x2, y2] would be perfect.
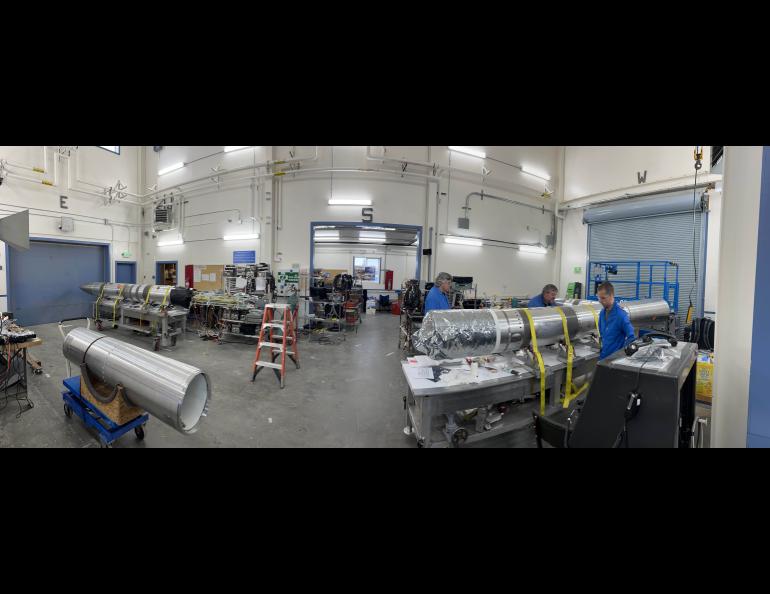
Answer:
[153, 340, 160, 352]
[417, 439, 426, 449]
[96, 321, 103, 331]
[451, 428, 469, 448]
[63, 404, 72, 418]
[33, 368, 43, 375]
[135, 425, 145, 441]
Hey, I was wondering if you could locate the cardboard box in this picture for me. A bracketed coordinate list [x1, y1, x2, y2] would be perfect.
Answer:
[696, 351, 714, 404]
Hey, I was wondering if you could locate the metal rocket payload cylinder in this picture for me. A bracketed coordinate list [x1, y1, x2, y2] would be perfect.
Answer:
[63, 327, 211, 434]
[412, 298, 671, 360]
[81, 282, 194, 309]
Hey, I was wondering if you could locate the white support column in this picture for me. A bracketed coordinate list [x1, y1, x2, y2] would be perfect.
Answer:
[711, 146, 764, 447]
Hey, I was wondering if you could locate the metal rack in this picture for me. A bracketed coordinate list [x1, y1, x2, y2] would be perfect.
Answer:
[586, 260, 680, 313]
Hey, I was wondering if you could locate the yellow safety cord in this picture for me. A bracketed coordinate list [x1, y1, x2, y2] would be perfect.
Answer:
[555, 308, 575, 409]
[522, 308, 547, 415]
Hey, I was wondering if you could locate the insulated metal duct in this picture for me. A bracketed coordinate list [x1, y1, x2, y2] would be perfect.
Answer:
[81, 282, 193, 309]
[413, 299, 671, 359]
[63, 327, 211, 434]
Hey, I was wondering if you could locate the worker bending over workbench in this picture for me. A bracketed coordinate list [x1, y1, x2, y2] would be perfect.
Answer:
[597, 281, 635, 360]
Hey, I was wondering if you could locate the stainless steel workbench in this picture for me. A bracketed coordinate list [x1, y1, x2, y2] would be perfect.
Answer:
[402, 341, 600, 448]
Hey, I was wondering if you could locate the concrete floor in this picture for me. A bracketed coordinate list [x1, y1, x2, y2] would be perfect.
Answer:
[0, 313, 708, 448]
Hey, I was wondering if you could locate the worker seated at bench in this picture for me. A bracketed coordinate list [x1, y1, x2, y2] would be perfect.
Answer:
[424, 272, 452, 314]
[527, 284, 558, 308]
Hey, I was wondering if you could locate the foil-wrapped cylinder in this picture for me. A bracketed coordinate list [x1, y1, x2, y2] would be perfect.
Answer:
[413, 298, 671, 359]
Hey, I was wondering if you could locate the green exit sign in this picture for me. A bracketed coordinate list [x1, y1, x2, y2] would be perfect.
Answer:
[573, 266, 582, 274]
[122, 251, 132, 258]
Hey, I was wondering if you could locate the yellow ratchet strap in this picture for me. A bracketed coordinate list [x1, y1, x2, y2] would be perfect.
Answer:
[522, 308, 547, 415]
[555, 307, 575, 409]
[113, 284, 125, 324]
[94, 283, 106, 320]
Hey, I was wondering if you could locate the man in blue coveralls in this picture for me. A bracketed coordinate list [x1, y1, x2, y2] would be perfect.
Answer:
[597, 281, 636, 360]
[424, 272, 452, 314]
[528, 284, 558, 308]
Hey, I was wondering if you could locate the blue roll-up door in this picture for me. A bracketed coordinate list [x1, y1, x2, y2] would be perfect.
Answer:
[8, 240, 109, 326]
[585, 191, 708, 333]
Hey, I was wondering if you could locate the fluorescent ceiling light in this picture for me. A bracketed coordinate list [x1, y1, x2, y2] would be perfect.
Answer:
[315, 231, 340, 239]
[520, 165, 551, 181]
[519, 244, 547, 254]
[444, 235, 483, 247]
[356, 225, 396, 231]
[448, 146, 487, 159]
[223, 233, 259, 241]
[359, 231, 386, 240]
[158, 162, 185, 176]
[157, 239, 184, 247]
[329, 198, 372, 206]
[224, 146, 251, 153]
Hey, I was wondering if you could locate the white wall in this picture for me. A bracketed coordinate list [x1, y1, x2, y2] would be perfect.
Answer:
[0, 146, 142, 310]
[563, 146, 718, 204]
[313, 245, 418, 291]
[711, 146, 764, 448]
[557, 147, 723, 315]
[142, 146, 562, 297]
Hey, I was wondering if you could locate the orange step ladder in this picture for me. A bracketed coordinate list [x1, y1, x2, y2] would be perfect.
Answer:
[251, 303, 300, 389]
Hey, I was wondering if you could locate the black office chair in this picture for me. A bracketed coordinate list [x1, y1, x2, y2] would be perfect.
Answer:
[532, 399, 585, 448]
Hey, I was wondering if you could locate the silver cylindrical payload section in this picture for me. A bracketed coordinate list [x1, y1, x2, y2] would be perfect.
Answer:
[63, 327, 211, 434]
[413, 298, 671, 359]
[81, 282, 193, 308]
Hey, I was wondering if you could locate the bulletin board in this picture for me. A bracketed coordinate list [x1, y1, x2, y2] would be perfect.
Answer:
[193, 265, 224, 292]
[315, 269, 348, 287]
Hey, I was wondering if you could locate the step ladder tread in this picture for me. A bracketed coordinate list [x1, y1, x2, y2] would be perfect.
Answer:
[256, 361, 283, 369]
[260, 342, 286, 349]
[262, 323, 285, 328]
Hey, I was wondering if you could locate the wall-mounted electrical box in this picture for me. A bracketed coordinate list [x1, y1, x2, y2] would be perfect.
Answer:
[58, 217, 75, 233]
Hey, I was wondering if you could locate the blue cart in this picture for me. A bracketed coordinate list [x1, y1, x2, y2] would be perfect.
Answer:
[59, 317, 149, 448]
[62, 376, 149, 448]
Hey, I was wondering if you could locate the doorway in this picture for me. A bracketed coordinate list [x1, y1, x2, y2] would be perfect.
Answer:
[156, 261, 178, 286]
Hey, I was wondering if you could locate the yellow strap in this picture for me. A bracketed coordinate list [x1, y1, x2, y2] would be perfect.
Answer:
[571, 382, 589, 399]
[139, 287, 152, 328]
[584, 305, 601, 342]
[555, 308, 575, 409]
[113, 284, 124, 324]
[522, 308, 547, 415]
[94, 284, 105, 319]
[161, 286, 172, 308]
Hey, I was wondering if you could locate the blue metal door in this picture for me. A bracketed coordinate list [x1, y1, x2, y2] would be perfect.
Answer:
[8, 240, 109, 326]
[116, 261, 137, 283]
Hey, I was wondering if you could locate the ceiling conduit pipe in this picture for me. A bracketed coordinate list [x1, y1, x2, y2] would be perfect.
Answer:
[463, 191, 559, 249]
[138, 146, 319, 205]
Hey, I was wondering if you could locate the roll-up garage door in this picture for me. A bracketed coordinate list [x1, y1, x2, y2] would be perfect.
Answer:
[585, 191, 708, 334]
[8, 240, 109, 326]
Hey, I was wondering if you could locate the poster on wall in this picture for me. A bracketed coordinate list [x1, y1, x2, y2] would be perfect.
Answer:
[234, 251, 256, 264]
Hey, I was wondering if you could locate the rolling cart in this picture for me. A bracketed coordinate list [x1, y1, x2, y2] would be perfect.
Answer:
[59, 317, 149, 448]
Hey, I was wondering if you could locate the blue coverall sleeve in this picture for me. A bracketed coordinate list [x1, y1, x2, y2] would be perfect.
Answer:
[622, 312, 636, 345]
